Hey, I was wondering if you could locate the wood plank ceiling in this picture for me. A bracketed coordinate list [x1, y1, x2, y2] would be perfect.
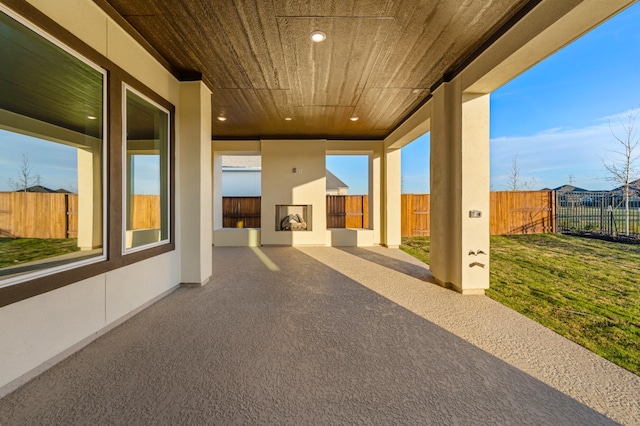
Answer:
[101, 0, 534, 140]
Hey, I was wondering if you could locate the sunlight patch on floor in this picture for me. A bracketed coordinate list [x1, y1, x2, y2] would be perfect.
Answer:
[250, 246, 280, 271]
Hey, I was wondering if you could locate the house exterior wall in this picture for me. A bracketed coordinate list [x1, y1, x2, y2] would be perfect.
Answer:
[222, 169, 261, 196]
[326, 187, 348, 195]
[0, 0, 183, 392]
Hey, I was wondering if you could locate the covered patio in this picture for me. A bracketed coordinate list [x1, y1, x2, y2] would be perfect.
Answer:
[1, 0, 639, 420]
[1, 247, 638, 424]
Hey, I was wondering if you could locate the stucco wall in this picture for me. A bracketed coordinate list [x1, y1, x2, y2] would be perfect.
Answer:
[0, 0, 182, 391]
[261, 140, 327, 246]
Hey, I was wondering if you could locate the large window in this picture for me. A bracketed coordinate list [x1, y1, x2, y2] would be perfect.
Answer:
[0, 8, 105, 285]
[123, 87, 170, 252]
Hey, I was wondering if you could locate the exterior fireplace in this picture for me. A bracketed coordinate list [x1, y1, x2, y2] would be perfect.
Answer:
[276, 205, 312, 231]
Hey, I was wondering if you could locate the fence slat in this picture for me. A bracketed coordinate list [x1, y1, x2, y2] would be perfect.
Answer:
[345, 195, 366, 228]
[67, 194, 78, 238]
[326, 195, 345, 228]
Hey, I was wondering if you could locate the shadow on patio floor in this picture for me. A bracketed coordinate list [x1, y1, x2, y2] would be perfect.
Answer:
[335, 246, 434, 282]
[0, 246, 637, 424]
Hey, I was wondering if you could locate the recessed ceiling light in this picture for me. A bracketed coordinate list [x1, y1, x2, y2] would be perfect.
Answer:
[87, 115, 97, 120]
[310, 30, 326, 42]
[412, 89, 421, 94]
[285, 117, 292, 121]
[350, 117, 359, 121]
[217, 116, 227, 121]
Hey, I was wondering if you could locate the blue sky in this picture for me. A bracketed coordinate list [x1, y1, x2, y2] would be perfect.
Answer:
[0, 130, 160, 194]
[397, 1, 640, 194]
[0, 130, 79, 192]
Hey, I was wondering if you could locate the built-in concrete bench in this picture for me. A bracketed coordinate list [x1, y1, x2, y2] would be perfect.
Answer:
[213, 228, 261, 247]
[326, 228, 374, 247]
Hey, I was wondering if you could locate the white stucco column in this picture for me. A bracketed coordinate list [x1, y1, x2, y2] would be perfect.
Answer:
[125, 153, 134, 232]
[430, 78, 490, 295]
[212, 151, 223, 232]
[369, 151, 380, 241]
[381, 146, 401, 248]
[179, 81, 213, 285]
[76, 140, 102, 250]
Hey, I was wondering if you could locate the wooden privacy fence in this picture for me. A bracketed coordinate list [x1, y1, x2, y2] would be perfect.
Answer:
[131, 195, 161, 230]
[223, 196, 261, 228]
[1, 191, 554, 238]
[326, 195, 369, 228]
[401, 194, 430, 237]
[223, 195, 370, 229]
[223, 192, 553, 235]
[0, 192, 78, 239]
[490, 190, 555, 235]
[401, 191, 555, 237]
[0, 193, 164, 239]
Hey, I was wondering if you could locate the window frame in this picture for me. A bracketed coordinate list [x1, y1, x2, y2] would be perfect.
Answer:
[0, 4, 108, 288]
[121, 84, 172, 254]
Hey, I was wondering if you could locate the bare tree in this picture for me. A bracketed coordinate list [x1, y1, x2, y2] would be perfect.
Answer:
[7, 153, 38, 192]
[603, 109, 640, 236]
[505, 154, 537, 191]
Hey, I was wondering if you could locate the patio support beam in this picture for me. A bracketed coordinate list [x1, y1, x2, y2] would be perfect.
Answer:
[178, 81, 213, 286]
[381, 146, 401, 248]
[430, 78, 490, 294]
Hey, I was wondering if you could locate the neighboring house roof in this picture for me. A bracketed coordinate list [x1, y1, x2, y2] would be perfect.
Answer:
[611, 179, 640, 194]
[17, 185, 72, 193]
[553, 184, 588, 193]
[326, 170, 348, 192]
[24, 185, 55, 193]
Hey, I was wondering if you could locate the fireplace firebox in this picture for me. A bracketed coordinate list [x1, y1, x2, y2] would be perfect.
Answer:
[276, 205, 312, 231]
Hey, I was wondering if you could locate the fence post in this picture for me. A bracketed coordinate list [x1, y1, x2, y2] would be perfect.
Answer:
[600, 196, 604, 233]
[64, 193, 69, 238]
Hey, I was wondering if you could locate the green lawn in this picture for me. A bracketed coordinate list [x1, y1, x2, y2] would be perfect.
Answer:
[0, 238, 80, 269]
[401, 234, 640, 376]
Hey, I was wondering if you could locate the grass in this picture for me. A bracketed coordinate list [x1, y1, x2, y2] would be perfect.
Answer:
[0, 238, 80, 269]
[400, 234, 640, 376]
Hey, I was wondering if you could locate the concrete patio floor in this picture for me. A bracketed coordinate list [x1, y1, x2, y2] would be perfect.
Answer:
[1, 246, 638, 424]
